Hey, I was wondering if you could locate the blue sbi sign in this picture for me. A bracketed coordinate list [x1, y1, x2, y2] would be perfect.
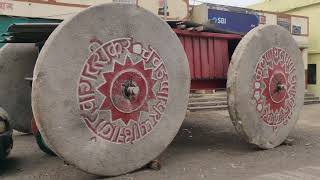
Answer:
[208, 9, 259, 34]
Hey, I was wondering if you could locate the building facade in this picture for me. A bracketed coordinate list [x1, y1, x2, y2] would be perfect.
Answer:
[250, 0, 320, 95]
[0, 0, 188, 47]
[191, 3, 309, 90]
[0, 0, 188, 20]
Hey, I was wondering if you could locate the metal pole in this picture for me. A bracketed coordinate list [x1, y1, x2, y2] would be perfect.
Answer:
[164, 0, 168, 20]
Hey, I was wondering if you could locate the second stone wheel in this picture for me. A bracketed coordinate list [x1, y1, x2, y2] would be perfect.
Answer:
[227, 25, 305, 149]
[32, 3, 190, 176]
[0, 43, 38, 133]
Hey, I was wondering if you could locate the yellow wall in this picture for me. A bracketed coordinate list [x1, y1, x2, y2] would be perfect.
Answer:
[250, 0, 320, 96]
[285, 4, 320, 53]
[249, 0, 320, 12]
[286, 4, 320, 96]
[308, 54, 320, 95]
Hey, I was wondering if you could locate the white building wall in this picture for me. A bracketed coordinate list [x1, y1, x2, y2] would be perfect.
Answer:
[0, 0, 188, 20]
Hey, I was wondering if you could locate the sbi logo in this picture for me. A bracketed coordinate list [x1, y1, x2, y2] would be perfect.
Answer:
[211, 17, 227, 25]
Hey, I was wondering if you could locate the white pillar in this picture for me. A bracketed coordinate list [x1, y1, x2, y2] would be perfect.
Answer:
[301, 48, 308, 91]
[302, 48, 308, 70]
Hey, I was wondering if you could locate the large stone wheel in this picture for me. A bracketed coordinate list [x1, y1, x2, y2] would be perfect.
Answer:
[0, 44, 38, 133]
[32, 3, 190, 176]
[227, 25, 304, 149]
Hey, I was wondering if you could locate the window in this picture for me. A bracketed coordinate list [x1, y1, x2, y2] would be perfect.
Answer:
[308, 64, 317, 85]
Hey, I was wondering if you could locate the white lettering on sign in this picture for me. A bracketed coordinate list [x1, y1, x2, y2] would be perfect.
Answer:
[211, 17, 227, 25]
[218, 17, 227, 24]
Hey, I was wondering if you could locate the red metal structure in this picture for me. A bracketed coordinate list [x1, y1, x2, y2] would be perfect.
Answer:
[174, 29, 242, 90]
[2, 24, 242, 91]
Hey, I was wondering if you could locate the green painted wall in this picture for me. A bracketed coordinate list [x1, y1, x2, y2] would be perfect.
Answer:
[0, 15, 61, 47]
[250, 0, 320, 96]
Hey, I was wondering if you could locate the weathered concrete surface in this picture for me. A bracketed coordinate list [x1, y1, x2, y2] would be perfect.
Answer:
[227, 25, 305, 149]
[0, 44, 38, 133]
[32, 3, 190, 176]
[1, 104, 320, 180]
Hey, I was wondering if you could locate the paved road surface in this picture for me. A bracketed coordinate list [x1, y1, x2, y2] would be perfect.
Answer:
[1, 104, 320, 180]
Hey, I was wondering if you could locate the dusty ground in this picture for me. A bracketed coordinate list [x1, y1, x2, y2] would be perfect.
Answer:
[1, 104, 320, 180]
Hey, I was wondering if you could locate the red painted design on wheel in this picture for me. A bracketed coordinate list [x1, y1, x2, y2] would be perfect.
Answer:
[77, 38, 169, 144]
[252, 47, 297, 129]
[98, 56, 155, 125]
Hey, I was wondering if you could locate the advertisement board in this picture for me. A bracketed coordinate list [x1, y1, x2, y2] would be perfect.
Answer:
[207, 9, 259, 34]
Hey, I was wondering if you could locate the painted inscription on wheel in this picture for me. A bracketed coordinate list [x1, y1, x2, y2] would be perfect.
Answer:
[252, 47, 297, 129]
[77, 38, 169, 144]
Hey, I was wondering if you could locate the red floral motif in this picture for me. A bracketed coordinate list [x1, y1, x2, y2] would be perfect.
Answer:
[252, 47, 296, 129]
[98, 56, 155, 125]
[262, 62, 290, 113]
